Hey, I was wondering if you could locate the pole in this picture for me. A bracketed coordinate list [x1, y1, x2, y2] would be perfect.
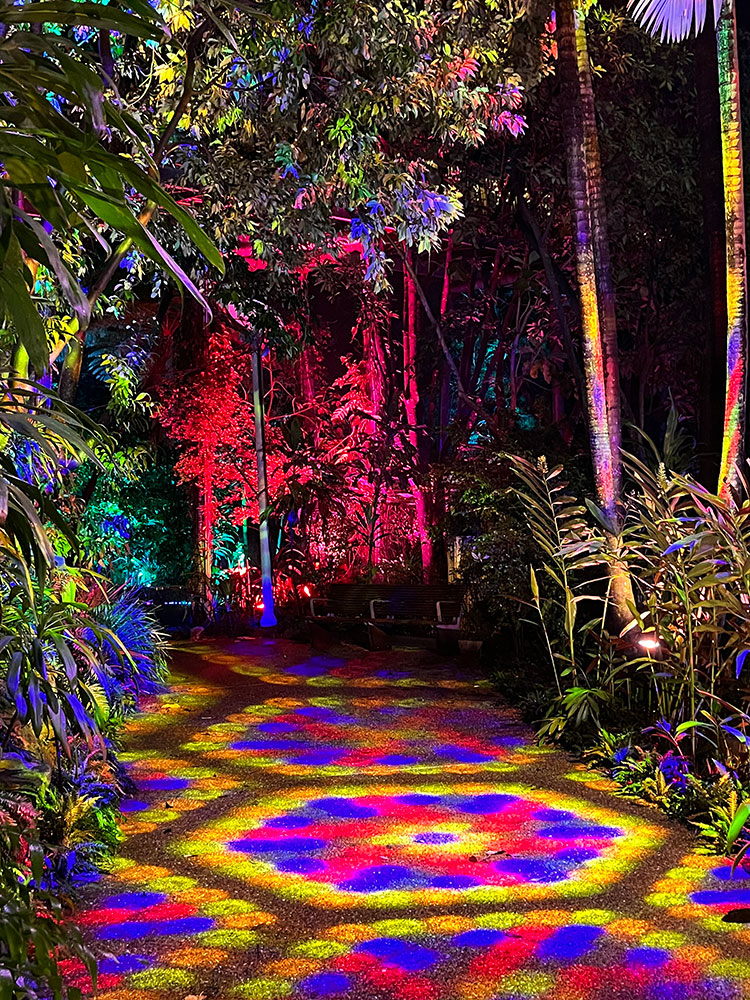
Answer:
[251, 343, 278, 627]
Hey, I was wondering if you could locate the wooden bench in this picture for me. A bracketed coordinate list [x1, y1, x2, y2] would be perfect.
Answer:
[309, 583, 464, 630]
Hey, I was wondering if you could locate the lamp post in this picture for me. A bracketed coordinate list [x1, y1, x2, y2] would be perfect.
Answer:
[251, 342, 278, 627]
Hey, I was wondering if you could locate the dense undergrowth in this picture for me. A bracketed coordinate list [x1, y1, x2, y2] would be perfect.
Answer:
[489, 436, 750, 862]
[0, 379, 168, 1000]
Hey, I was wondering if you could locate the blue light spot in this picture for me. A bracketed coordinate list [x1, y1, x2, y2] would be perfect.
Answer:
[287, 664, 329, 677]
[536, 925, 603, 961]
[97, 916, 213, 940]
[626, 947, 671, 967]
[99, 954, 150, 974]
[258, 722, 299, 733]
[534, 809, 577, 822]
[310, 798, 378, 818]
[232, 739, 297, 751]
[430, 874, 481, 889]
[413, 832, 457, 844]
[299, 972, 352, 996]
[691, 889, 750, 905]
[452, 928, 507, 947]
[712, 865, 750, 881]
[136, 777, 189, 792]
[120, 799, 149, 813]
[459, 794, 518, 814]
[340, 865, 425, 892]
[493, 858, 569, 882]
[395, 794, 442, 806]
[264, 815, 312, 829]
[231, 837, 326, 853]
[538, 824, 621, 840]
[275, 856, 327, 874]
[555, 847, 599, 864]
[357, 937, 439, 971]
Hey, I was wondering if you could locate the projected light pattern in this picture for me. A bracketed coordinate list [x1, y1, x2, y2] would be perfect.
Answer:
[184, 695, 545, 776]
[119, 753, 241, 834]
[177, 782, 662, 908]
[73, 642, 750, 1000]
[649, 854, 750, 937]
[63, 857, 277, 997]
[242, 908, 750, 1000]
[182, 640, 489, 691]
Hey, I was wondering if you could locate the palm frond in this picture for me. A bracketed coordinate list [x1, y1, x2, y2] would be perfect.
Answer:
[628, 0, 722, 42]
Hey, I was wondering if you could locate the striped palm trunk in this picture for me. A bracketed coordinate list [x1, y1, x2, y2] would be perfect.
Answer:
[557, 0, 616, 518]
[716, 0, 747, 498]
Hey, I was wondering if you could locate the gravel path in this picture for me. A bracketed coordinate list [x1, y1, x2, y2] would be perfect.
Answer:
[68, 637, 750, 1000]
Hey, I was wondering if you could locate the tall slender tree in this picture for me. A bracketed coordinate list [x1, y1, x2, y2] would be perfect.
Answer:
[556, 0, 617, 518]
[630, 0, 747, 498]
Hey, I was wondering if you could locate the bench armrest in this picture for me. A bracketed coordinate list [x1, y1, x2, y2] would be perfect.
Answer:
[436, 600, 461, 625]
[370, 598, 393, 620]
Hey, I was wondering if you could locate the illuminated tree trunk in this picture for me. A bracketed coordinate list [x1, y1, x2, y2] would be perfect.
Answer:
[716, 0, 747, 499]
[403, 251, 434, 583]
[573, 8, 622, 505]
[201, 440, 215, 601]
[558, 0, 633, 626]
[557, 0, 615, 517]
[251, 344, 277, 626]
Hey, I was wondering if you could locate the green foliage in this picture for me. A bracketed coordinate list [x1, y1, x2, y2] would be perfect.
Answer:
[0, 820, 96, 1000]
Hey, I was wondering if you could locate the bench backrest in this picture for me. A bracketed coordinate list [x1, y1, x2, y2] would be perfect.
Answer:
[327, 583, 464, 620]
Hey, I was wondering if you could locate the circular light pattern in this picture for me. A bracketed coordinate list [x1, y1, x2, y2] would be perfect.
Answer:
[648, 854, 750, 939]
[176, 782, 663, 908]
[183, 695, 546, 776]
[239, 908, 750, 1000]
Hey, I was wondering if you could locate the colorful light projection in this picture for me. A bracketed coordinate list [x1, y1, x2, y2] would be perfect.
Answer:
[213, 646, 491, 691]
[183, 695, 546, 776]
[241, 908, 750, 1000]
[62, 857, 277, 999]
[118, 753, 241, 835]
[648, 854, 750, 939]
[176, 782, 664, 909]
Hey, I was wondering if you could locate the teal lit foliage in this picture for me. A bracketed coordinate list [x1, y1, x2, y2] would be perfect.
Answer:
[80, 456, 194, 587]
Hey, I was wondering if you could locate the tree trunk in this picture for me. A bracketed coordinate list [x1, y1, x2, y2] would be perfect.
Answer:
[252, 344, 278, 626]
[696, 20, 728, 485]
[557, 0, 615, 518]
[717, 0, 748, 499]
[558, 0, 633, 627]
[403, 251, 434, 583]
[573, 8, 622, 501]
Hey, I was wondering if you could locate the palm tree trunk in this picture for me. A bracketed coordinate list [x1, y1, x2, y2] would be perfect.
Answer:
[716, 0, 748, 499]
[573, 7, 623, 506]
[557, 0, 615, 517]
[696, 19, 728, 486]
[558, 0, 633, 627]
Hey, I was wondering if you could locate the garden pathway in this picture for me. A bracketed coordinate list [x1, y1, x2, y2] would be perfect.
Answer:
[71, 638, 750, 1000]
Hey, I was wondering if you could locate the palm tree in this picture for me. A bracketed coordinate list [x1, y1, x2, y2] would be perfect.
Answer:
[557, 0, 634, 627]
[630, 0, 746, 499]
[556, 0, 622, 523]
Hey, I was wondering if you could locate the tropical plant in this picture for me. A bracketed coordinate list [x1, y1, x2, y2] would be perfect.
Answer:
[0, 816, 96, 1000]
[0, 0, 222, 390]
[629, 0, 746, 499]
